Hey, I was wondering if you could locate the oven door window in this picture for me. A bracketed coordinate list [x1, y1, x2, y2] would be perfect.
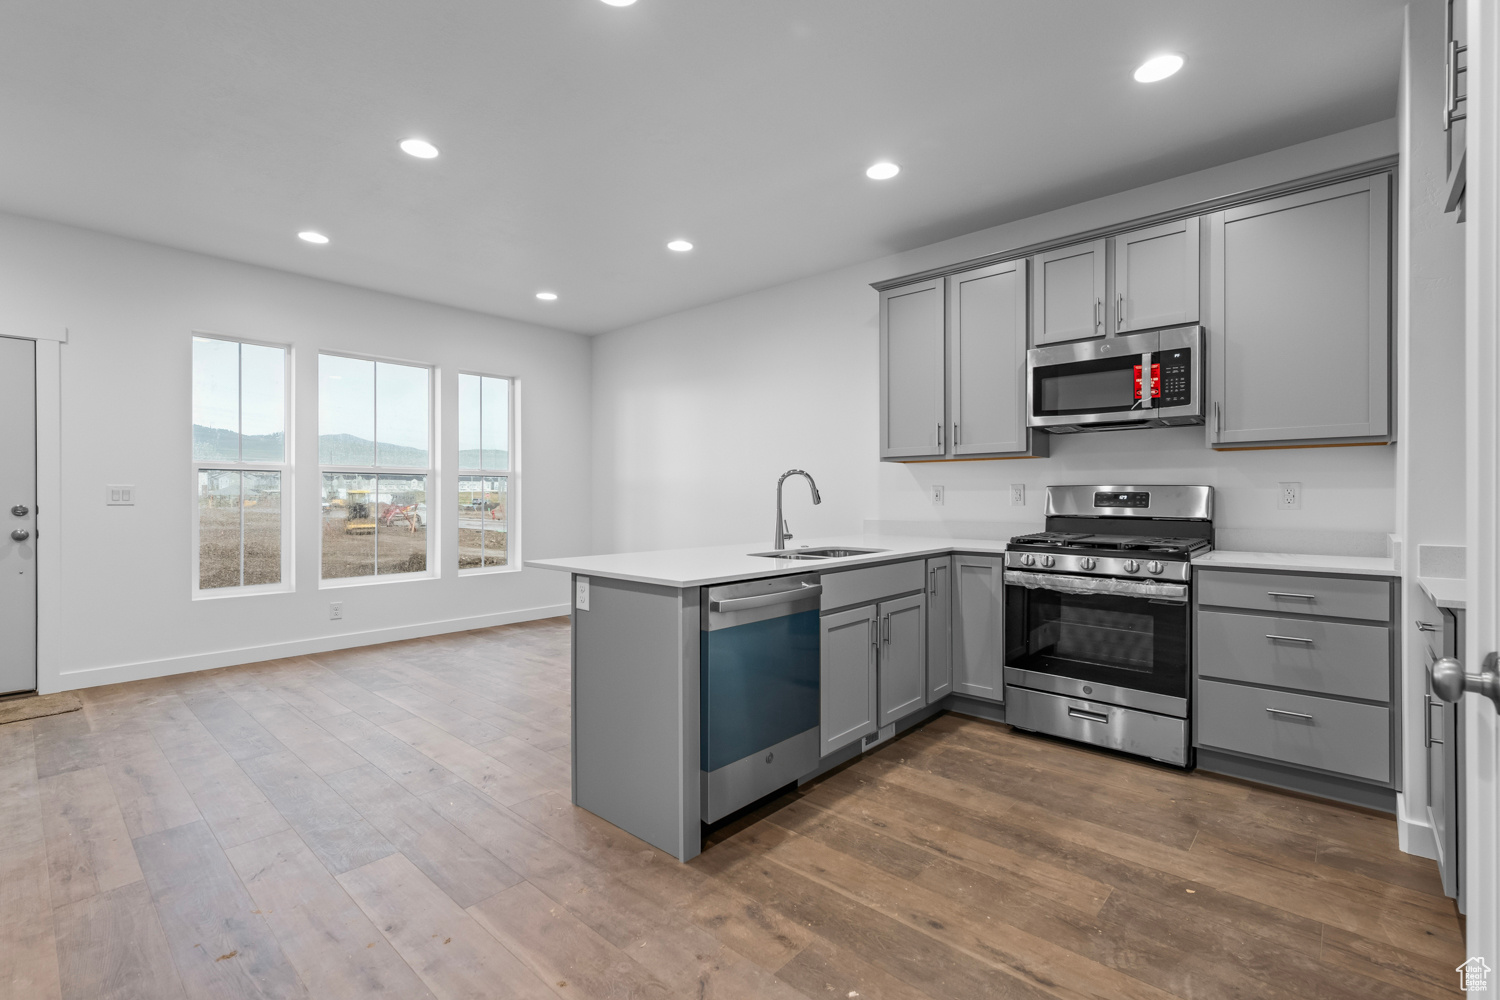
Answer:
[1032, 355, 1148, 417]
[1006, 585, 1188, 698]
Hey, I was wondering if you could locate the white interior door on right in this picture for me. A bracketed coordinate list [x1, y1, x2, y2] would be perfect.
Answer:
[0, 335, 38, 695]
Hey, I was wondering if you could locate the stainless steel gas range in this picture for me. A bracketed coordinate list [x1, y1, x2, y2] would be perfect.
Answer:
[1003, 485, 1213, 767]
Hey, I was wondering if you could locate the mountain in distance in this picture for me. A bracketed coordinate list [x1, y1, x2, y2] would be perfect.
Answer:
[191, 427, 503, 469]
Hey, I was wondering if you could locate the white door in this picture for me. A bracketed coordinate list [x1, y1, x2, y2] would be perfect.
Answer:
[1464, 0, 1500, 967]
[0, 335, 37, 694]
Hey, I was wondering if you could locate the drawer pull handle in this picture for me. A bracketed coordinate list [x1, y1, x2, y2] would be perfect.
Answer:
[1265, 708, 1314, 721]
[1267, 592, 1317, 600]
[1265, 634, 1315, 645]
[1068, 708, 1110, 724]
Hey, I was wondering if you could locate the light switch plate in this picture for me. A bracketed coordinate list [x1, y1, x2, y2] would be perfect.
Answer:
[575, 576, 591, 612]
[931, 485, 945, 506]
[106, 484, 135, 506]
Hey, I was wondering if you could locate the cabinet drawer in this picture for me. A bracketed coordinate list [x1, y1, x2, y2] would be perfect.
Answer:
[822, 560, 925, 610]
[1197, 611, 1389, 702]
[1197, 570, 1391, 621]
[1196, 680, 1389, 783]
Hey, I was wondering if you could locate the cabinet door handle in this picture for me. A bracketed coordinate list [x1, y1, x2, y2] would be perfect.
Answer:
[1214, 401, 1221, 442]
[870, 619, 879, 648]
[1117, 292, 1124, 330]
[929, 566, 937, 597]
[1416, 620, 1440, 632]
[1265, 634, 1315, 645]
[937, 422, 943, 450]
[882, 615, 891, 643]
[1265, 708, 1314, 721]
[1267, 592, 1317, 600]
[953, 422, 959, 446]
[1094, 298, 1102, 331]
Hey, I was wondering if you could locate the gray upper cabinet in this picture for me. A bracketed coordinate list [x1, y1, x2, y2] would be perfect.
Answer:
[1208, 174, 1391, 447]
[1031, 238, 1106, 345]
[1113, 218, 1200, 334]
[953, 554, 1005, 702]
[878, 593, 927, 727]
[879, 278, 945, 459]
[820, 604, 879, 756]
[925, 557, 953, 703]
[949, 259, 1030, 456]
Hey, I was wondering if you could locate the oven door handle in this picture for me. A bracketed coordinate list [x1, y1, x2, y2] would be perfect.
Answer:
[1003, 569, 1189, 604]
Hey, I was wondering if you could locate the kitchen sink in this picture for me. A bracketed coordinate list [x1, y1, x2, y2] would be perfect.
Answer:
[747, 547, 888, 560]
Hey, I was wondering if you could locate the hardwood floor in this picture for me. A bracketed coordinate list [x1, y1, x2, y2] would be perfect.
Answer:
[0, 617, 1464, 999]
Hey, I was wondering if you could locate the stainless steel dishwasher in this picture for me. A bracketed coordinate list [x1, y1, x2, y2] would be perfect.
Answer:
[700, 573, 822, 823]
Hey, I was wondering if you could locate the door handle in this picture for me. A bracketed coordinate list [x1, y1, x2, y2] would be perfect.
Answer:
[9, 529, 29, 542]
[1117, 292, 1124, 330]
[1266, 592, 1316, 601]
[937, 422, 944, 450]
[9, 505, 28, 517]
[953, 422, 959, 446]
[928, 566, 937, 597]
[882, 615, 891, 644]
[1431, 652, 1500, 712]
[1094, 298, 1102, 332]
[1068, 707, 1109, 724]
[1416, 620, 1440, 632]
[1265, 708, 1314, 721]
[1214, 401, 1221, 442]
[1265, 634, 1314, 645]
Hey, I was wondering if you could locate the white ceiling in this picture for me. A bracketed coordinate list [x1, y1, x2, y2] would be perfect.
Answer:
[0, 1, 1404, 335]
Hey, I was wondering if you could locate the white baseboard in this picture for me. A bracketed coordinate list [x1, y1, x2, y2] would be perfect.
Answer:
[47, 603, 571, 694]
[1397, 793, 1440, 860]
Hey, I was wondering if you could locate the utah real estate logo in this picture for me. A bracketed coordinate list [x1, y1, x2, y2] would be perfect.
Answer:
[1459, 957, 1491, 992]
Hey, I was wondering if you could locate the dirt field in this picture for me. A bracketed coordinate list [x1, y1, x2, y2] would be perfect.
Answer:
[321, 507, 427, 578]
[199, 503, 281, 589]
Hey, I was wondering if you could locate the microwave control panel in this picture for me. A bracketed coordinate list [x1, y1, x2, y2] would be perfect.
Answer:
[1157, 349, 1192, 407]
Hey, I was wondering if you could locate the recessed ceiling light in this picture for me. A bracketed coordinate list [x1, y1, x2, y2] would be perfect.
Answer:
[866, 161, 900, 180]
[1133, 53, 1184, 83]
[600, 0, 637, 5]
[536, 291, 558, 301]
[667, 239, 693, 252]
[298, 231, 329, 244]
[399, 138, 440, 159]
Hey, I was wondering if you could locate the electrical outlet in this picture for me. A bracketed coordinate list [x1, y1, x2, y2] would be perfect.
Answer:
[328, 602, 343, 621]
[1278, 482, 1301, 510]
[575, 576, 591, 612]
[931, 485, 945, 506]
[1010, 484, 1025, 506]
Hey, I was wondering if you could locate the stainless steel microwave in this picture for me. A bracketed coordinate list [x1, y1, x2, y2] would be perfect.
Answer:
[1026, 325, 1204, 433]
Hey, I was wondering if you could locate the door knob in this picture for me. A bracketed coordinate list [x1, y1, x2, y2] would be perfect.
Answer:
[10, 529, 29, 542]
[9, 505, 27, 517]
[1430, 653, 1500, 712]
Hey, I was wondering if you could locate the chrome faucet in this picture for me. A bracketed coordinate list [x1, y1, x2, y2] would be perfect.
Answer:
[774, 469, 822, 549]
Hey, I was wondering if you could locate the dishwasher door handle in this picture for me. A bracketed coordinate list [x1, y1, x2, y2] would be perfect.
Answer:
[710, 583, 822, 613]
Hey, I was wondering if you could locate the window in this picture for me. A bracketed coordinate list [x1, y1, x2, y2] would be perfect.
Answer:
[192, 335, 289, 593]
[319, 354, 432, 582]
[457, 373, 514, 571]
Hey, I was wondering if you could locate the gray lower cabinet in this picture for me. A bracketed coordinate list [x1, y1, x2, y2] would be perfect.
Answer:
[1031, 238, 1106, 345]
[878, 593, 927, 726]
[1195, 567, 1396, 793]
[953, 554, 1006, 702]
[925, 557, 953, 702]
[1416, 590, 1465, 906]
[1207, 174, 1391, 447]
[819, 604, 878, 756]
[879, 278, 945, 459]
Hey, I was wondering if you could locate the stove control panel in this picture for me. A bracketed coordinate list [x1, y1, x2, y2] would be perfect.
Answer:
[1003, 550, 1192, 583]
[1094, 491, 1149, 508]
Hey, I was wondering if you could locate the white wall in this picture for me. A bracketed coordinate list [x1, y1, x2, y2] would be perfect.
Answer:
[593, 120, 1400, 556]
[1395, 1, 1468, 854]
[0, 212, 591, 693]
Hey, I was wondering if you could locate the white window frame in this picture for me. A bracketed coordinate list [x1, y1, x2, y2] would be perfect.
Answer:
[317, 350, 437, 588]
[190, 332, 294, 599]
[457, 371, 519, 576]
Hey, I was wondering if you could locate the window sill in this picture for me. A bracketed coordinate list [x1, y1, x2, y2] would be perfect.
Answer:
[193, 583, 294, 601]
[458, 564, 521, 578]
[319, 570, 440, 590]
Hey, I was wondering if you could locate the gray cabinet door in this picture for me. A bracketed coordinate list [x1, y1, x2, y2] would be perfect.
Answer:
[953, 555, 1005, 701]
[1113, 218, 1200, 333]
[820, 605, 878, 756]
[878, 593, 927, 726]
[879, 279, 946, 459]
[925, 557, 953, 702]
[948, 259, 1029, 456]
[1208, 175, 1390, 446]
[1031, 239, 1106, 345]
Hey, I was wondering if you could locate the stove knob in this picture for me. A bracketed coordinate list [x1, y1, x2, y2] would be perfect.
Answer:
[1080, 557, 1097, 571]
[1123, 560, 1140, 574]
[1041, 555, 1055, 568]
[1147, 560, 1164, 576]
[1020, 553, 1035, 567]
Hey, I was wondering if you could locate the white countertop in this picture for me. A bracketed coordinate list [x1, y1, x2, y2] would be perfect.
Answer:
[526, 535, 1009, 588]
[1193, 550, 1397, 577]
[1418, 576, 1467, 609]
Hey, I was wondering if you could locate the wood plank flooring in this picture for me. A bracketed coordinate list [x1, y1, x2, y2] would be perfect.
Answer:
[0, 617, 1465, 1000]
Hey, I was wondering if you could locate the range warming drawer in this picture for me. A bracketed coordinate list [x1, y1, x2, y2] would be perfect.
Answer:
[1005, 684, 1190, 767]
